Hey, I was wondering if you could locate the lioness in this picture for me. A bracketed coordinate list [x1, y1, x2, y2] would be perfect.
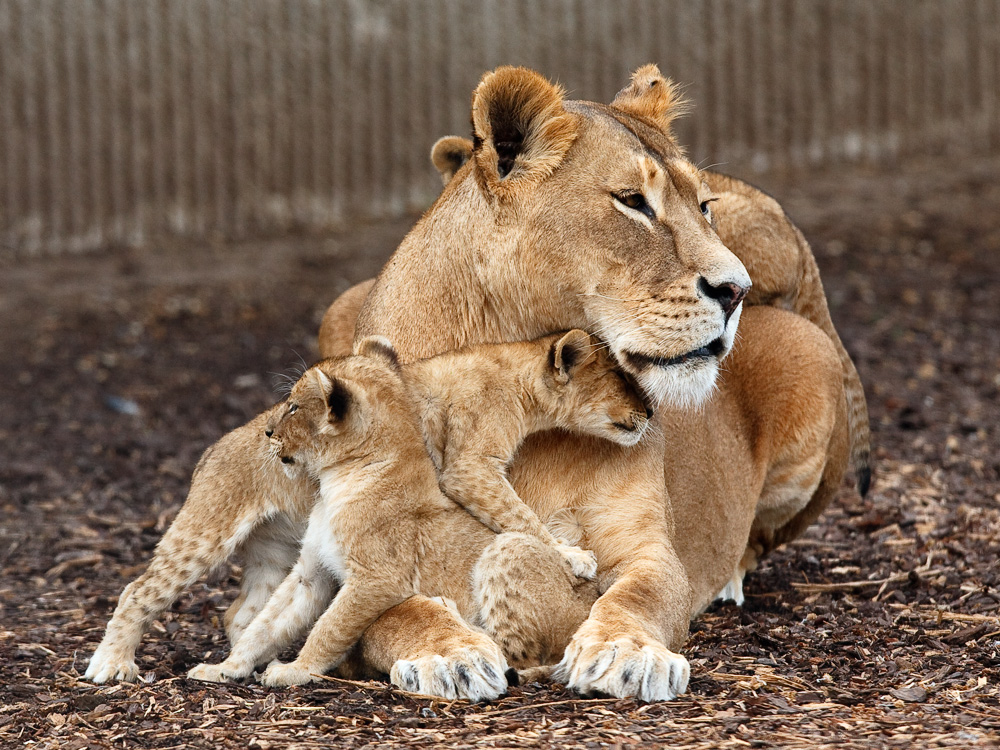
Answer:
[188, 339, 681, 697]
[85, 331, 650, 687]
[315, 64, 858, 700]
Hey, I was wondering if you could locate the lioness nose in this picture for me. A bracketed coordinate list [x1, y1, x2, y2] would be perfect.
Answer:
[698, 277, 749, 321]
[265, 428, 274, 437]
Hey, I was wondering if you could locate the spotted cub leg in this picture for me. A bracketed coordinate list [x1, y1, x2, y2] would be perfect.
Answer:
[85, 507, 266, 684]
[223, 515, 302, 644]
[188, 548, 336, 683]
[473, 533, 599, 669]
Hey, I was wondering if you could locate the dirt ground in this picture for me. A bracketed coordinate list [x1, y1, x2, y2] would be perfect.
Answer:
[1, 155, 998, 749]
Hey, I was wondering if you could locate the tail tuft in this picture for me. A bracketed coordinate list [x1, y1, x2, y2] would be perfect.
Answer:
[856, 462, 872, 498]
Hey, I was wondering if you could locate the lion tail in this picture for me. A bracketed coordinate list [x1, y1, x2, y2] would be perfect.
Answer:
[791, 226, 872, 497]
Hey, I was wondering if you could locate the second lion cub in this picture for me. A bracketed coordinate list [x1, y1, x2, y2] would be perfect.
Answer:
[187, 332, 670, 696]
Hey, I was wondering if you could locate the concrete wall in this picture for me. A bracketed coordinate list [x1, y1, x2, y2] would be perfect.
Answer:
[1, 0, 997, 255]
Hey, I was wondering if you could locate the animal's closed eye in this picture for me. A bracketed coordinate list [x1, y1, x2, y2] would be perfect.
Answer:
[288, 403, 298, 415]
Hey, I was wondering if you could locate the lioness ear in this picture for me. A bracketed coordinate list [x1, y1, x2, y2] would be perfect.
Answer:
[353, 335, 400, 370]
[431, 136, 474, 186]
[311, 368, 351, 422]
[550, 329, 594, 384]
[471, 66, 577, 198]
[611, 64, 689, 140]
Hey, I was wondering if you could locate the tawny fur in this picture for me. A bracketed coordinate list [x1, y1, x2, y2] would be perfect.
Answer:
[187, 345, 654, 696]
[316, 64, 859, 701]
[86, 331, 652, 692]
[403, 329, 651, 580]
[85, 405, 314, 684]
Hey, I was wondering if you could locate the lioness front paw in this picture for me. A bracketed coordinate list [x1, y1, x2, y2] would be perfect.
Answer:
[187, 661, 249, 683]
[555, 543, 598, 580]
[391, 644, 510, 702]
[259, 659, 316, 687]
[85, 644, 140, 684]
[554, 623, 690, 701]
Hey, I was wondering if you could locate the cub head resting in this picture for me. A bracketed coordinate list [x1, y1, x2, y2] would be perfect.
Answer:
[531, 329, 652, 447]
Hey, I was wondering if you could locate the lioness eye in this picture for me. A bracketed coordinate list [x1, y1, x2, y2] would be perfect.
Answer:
[289, 403, 298, 414]
[614, 192, 654, 219]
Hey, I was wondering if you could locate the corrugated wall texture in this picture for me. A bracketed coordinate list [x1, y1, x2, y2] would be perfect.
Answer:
[1, 0, 997, 256]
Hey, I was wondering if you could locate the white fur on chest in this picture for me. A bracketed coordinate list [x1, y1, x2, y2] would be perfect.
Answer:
[300, 469, 368, 583]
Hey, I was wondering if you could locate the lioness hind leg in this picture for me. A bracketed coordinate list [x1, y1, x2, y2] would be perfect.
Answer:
[473, 533, 598, 669]
[318, 279, 375, 358]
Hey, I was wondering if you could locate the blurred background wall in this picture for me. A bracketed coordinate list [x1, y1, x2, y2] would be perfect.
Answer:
[0, 0, 997, 256]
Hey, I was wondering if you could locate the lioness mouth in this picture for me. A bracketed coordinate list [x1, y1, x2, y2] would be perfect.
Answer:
[624, 337, 725, 371]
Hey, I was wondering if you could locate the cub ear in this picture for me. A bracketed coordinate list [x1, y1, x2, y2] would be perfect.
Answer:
[471, 66, 577, 199]
[353, 335, 400, 370]
[549, 329, 594, 384]
[310, 367, 352, 422]
[431, 136, 474, 186]
[611, 64, 689, 140]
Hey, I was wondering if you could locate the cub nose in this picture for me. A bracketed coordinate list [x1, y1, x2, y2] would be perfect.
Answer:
[265, 428, 274, 437]
[698, 277, 750, 321]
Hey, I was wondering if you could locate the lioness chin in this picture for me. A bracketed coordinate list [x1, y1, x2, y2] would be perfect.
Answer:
[316, 64, 860, 700]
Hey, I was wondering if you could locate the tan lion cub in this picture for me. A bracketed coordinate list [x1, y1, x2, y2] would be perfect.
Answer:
[86, 330, 649, 691]
[406, 327, 652, 579]
[186, 334, 656, 695]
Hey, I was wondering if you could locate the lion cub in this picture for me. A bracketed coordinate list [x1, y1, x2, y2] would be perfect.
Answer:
[405, 327, 652, 578]
[86, 331, 648, 686]
[187, 333, 648, 690]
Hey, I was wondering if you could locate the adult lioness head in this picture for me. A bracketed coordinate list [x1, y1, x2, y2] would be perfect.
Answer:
[359, 64, 751, 408]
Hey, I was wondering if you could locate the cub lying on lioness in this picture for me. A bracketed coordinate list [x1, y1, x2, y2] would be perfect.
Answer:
[187, 336, 682, 695]
[86, 331, 651, 689]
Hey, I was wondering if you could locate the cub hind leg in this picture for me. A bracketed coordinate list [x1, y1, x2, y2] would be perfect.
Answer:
[85, 503, 267, 684]
[224, 514, 303, 643]
[473, 532, 598, 670]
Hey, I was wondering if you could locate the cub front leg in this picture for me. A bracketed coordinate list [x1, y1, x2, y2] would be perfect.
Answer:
[188, 554, 334, 683]
[357, 595, 511, 702]
[441, 457, 597, 580]
[260, 580, 409, 687]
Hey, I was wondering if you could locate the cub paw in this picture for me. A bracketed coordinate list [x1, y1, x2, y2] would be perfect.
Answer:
[187, 662, 242, 683]
[85, 644, 140, 684]
[555, 543, 598, 580]
[554, 623, 690, 701]
[259, 660, 316, 687]
[390, 644, 509, 702]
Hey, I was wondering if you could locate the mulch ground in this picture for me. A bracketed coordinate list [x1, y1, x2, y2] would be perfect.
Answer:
[1, 155, 998, 749]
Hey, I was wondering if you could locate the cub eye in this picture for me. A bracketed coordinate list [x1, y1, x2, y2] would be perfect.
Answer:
[614, 192, 654, 219]
[288, 403, 298, 415]
[699, 198, 717, 220]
